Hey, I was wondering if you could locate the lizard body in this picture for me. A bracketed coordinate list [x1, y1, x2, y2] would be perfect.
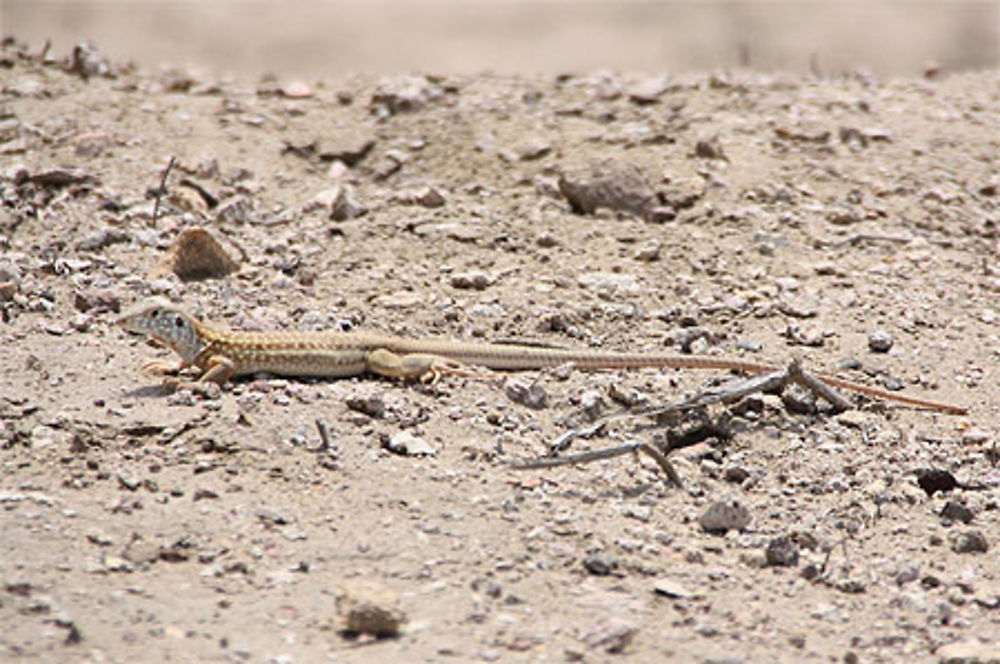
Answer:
[117, 298, 967, 414]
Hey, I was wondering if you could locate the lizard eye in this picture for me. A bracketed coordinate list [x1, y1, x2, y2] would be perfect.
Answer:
[174, 316, 185, 328]
[150, 309, 160, 318]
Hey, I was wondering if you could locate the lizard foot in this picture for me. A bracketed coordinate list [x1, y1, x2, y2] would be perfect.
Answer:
[420, 358, 500, 384]
[161, 377, 222, 399]
[141, 358, 184, 375]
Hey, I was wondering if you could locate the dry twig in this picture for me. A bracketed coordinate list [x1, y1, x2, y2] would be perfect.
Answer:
[151, 156, 177, 227]
[508, 359, 904, 488]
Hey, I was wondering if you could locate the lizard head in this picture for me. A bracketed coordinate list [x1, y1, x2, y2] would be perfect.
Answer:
[117, 297, 204, 362]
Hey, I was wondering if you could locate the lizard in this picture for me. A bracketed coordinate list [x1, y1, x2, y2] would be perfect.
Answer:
[116, 297, 968, 414]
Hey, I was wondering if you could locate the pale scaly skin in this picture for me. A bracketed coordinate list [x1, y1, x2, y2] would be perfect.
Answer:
[116, 298, 968, 414]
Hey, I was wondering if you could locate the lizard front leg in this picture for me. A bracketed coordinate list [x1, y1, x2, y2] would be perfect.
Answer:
[161, 355, 234, 395]
[366, 348, 488, 383]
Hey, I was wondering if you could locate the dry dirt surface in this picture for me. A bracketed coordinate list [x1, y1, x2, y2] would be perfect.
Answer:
[1, 39, 1000, 664]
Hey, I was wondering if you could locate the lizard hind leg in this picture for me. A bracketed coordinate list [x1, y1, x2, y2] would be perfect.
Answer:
[366, 348, 494, 383]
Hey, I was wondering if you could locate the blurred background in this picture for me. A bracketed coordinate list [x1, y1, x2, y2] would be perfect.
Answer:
[5, 0, 999, 77]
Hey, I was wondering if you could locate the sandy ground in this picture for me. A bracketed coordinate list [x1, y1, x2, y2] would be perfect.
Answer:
[5, 1, 999, 76]
[1, 25, 1000, 664]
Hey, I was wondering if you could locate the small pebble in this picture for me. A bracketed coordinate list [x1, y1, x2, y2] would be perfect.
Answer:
[698, 500, 751, 534]
[0, 281, 18, 301]
[310, 184, 367, 221]
[693, 136, 727, 161]
[450, 272, 492, 290]
[941, 501, 975, 524]
[345, 390, 385, 418]
[577, 389, 607, 420]
[961, 429, 990, 445]
[558, 158, 655, 219]
[949, 530, 989, 554]
[937, 639, 1000, 664]
[915, 468, 958, 497]
[868, 330, 894, 353]
[634, 239, 661, 262]
[504, 380, 548, 410]
[280, 80, 314, 98]
[627, 76, 668, 104]
[156, 227, 239, 282]
[652, 578, 692, 599]
[765, 535, 800, 567]
[335, 581, 407, 637]
[583, 617, 637, 654]
[535, 232, 559, 248]
[385, 430, 436, 457]
[723, 466, 750, 483]
[582, 554, 618, 576]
